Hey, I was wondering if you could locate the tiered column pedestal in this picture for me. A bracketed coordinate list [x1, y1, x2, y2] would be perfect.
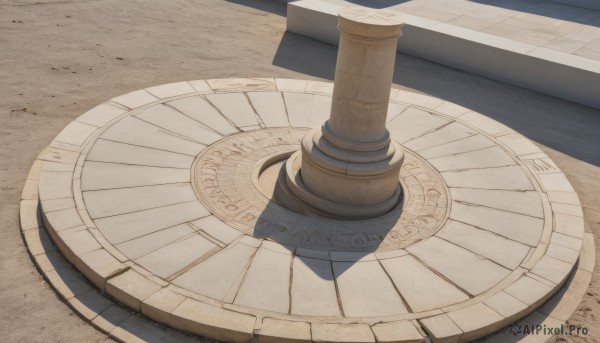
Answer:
[281, 8, 405, 219]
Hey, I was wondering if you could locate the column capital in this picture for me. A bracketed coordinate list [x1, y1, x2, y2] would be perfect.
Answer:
[338, 7, 403, 40]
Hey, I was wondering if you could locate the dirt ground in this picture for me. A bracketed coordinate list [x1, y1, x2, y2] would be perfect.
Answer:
[0, 0, 599, 342]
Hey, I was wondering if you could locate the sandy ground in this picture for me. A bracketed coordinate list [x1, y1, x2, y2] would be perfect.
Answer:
[0, 0, 599, 342]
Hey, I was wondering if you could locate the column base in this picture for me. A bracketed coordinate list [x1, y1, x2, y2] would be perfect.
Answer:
[274, 127, 405, 219]
[275, 151, 403, 219]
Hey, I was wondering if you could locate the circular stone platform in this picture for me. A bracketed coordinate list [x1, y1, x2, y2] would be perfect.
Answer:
[33, 78, 586, 343]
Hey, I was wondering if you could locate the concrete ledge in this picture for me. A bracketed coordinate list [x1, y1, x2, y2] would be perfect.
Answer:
[287, 0, 600, 110]
[170, 298, 256, 343]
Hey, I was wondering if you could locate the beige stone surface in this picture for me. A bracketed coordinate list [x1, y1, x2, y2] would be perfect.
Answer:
[311, 323, 375, 343]
[21, 179, 39, 200]
[54, 121, 98, 147]
[538, 267, 593, 322]
[497, 133, 543, 156]
[483, 291, 528, 321]
[446, 303, 504, 342]
[449, 202, 543, 246]
[135, 235, 217, 278]
[449, 188, 543, 218]
[44, 207, 84, 231]
[207, 78, 276, 93]
[459, 112, 512, 136]
[141, 288, 186, 326]
[504, 275, 554, 307]
[247, 91, 290, 128]
[418, 314, 462, 343]
[551, 232, 583, 251]
[189, 215, 242, 245]
[20, 199, 41, 231]
[441, 166, 534, 191]
[374, 249, 408, 260]
[58, 227, 102, 258]
[539, 173, 576, 192]
[188, 80, 213, 94]
[22, 227, 57, 256]
[94, 201, 208, 244]
[308, 94, 331, 128]
[402, 121, 476, 151]
[45, 266, 97, 301]
[39, 147, 80, 165]
[282, 92, 315, 127]
[291, 255, 340, 316]
[28, 77, 591, 343]
[106, 270, 162, 311]
[41, 197, 76, 212]
[259, 318, 311, 343]
[82, 161, 191, 191]
[84, 183, 197, 219]
[91, 304, 132, 334]
[306, 80, 333, 95]
[552, 202, 584, 217]
[407, 237, 511, 295]
[333, 260, 408, 317]
[76, 102, 127, 128]
[173, 242, 257, 301]
[112, 90, 158, 109]
[529, 255, 573, 284]
[77, 248, 129, 290]
[434, 101, 471, 117]
[234, 245, 292, 313]
[171, 298, 256, 343]
[146, 81, 196, 99]
[371, 320, 425, 343]
[205, 93, 260, 128]
[100, 116, 206, 155]
[67, 289, 113, 320]
[167, 96, 238, 135]
[386, 102, 408, 123]
[436, 220, 530, 270]
[546, 242, 580, 264]
[417, 134, 495, 159]
[388, 107, 449, 143]
[547, 191, 581, 206]
[34, 250, 71, 273]
[110, 314, 204, 343]
[115, 223, 194, 260]
[39, 171, 73, 200]
[380, 255, 469, 312]
[87, 139, 195, 169]
[135, 104, 222, 145]
[429, 146, 515, 171]
[30, 82, 591, 343]
[276, 79, 307, 93]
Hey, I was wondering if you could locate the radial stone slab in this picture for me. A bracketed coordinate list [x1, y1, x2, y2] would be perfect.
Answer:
[33, 78, 585, 343]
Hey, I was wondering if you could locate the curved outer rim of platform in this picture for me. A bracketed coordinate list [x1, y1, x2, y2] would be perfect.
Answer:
[19, 78, 593, 343]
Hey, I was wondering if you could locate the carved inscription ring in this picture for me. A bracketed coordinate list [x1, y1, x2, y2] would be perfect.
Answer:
[192, 128, 450, 251]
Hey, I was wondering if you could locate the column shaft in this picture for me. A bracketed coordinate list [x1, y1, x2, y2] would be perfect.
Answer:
[328, 27, 399, 145]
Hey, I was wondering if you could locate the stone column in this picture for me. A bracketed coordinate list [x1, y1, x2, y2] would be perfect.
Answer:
[328, 8, 403, 146]
[283, 7, 405, 219]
